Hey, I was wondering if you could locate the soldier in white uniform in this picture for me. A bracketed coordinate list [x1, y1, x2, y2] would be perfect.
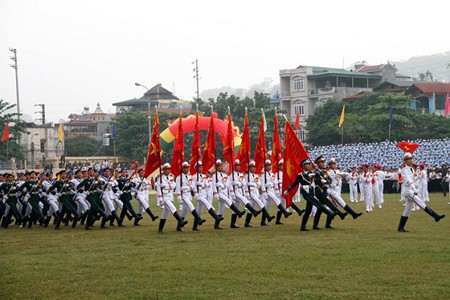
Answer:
[272, 159, 304, 224]
[41, 171, 59, 227]
[71, 169, 90, 225]
[373, 165, 386, 208]
[211, 160, 246, 229]
[361, 164, 374, 212]
[348, 166, 359, 203]
[418, 164, 429, 202]
[99, 167, 124, 228]
[260, 159, 293, 225]
[326, 159, 362, 222]
[156, 163, 188, 233]
[132, 168, 159, 224]
[398, 152, 445, 232]
[243, 160, 275, 227]
[175, 162, 205, 231]
[229, 159, 260, 228]
[191, 161, 223, 231]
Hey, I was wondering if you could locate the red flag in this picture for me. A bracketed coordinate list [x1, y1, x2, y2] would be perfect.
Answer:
[271, 113, 282, 173]
[282, 120, 310, 208]
[202, 113, 216, 174]
[253, 115, 266, 174]
[170, 114, 185, 177]
[445, 92, 450, 117]
[144, 113, 162, 177]
[396, 141, 420, 154]
[236, 113, 250, 172]
[189, 111, 201, 174]
[1, 122, 9, 142]
[294, 112, 300, 130]
[222, 112, 235, 174]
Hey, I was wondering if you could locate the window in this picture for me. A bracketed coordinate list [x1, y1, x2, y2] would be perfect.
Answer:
[294, 102, 305, 116]
[293, 77, 305, 92]
[435, 95, 445, 110]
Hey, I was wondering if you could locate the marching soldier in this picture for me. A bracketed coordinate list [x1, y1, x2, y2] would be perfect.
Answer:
[228, 159, 260, 228]
[156, 163, 188, 233]
[99, 167, 124, 228]
[260, 159, 293, 225]
[284, 158, 336, 231]
[327, 159, 363, 221]
[311, 156, 348, 230]
[51, 170, 79, 230]
[175, 162, 205, 231]
[79, 168, 109, 230]
[244, 160, 275, 227]
[191, 161, 223, 231]
[132, 168, 159, 225]
[71, 169, 90, 225]
[348, 166, 359, 203]
[398, 153, 445, 232]
[1, 174, 23, 228]
[18, 170, 45, 228]
[212, 160, 246, 229]
[117, 169, 142, 225]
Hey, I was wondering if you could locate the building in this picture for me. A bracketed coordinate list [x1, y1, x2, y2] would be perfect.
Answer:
[405, 82, 450, 115]
[112, 83, 188, 114]
[279, 62, 412, 139]
[64, 103, 115, 140]
[19, 123, 65, 169]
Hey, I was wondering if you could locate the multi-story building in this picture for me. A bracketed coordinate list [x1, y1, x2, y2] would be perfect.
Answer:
[64, 103, 115, 140]
[112, 83, 188, 114]
[19, 123, 65, 169]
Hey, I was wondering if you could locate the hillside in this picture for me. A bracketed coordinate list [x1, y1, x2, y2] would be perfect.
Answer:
[394, 51, 450, 82]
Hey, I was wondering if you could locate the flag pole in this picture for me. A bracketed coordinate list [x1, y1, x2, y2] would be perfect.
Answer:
[388, 124, 391, 142]
[341, 125, 344, 145]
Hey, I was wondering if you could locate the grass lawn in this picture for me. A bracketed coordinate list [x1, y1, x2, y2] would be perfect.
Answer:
[1, 193, 449, 299]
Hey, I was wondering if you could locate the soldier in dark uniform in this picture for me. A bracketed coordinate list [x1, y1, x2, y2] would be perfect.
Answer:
[78, 168, 108, 230]
[284, 158, 336, 231]
[117, 169, 142, 225]
[1, 174, 23, 228]
[51, 170, 79, 229]
[18, 170, 45, 228]
[311, 156, 348, 229]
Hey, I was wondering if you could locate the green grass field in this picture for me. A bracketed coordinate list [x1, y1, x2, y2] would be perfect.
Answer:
[1, 193, 450, 299]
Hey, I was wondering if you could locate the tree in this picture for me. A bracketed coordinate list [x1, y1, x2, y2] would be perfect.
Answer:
[0, 99, 27, 166]
[305, 93, 450, 145]
[65, 136, 111, 156]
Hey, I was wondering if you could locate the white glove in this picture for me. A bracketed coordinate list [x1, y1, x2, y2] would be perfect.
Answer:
[93, 181, 98, 185]
[2, 196, 7, 204]
[56, 193, 62, 197]
[283, 190, 288, 196]
[326, 189, 331, 195]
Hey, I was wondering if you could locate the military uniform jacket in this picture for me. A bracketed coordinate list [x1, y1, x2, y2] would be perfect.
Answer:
[1, 181, 19, 203]
[191, 173, 207, 196]
[156, 175, 174, 200]
[117, 176, 134, 201]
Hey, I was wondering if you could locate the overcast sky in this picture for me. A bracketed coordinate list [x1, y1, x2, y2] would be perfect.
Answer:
[1, 0, 449, 123]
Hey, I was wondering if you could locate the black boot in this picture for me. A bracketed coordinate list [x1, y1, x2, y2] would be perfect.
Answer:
[398, 215, 409, 232]
[344, 205, 362, 220]
[54, 215, 63, 230]
[261, 207, 275, 223]
[244, 212, 253, 227]
[146, 207, 159, 222]
[313, 212, 322, 230]
[245, 203, 260, 217]
[192, 218, 200, 231]
[101, 216, 108, 229]
[260, 213, 267, 226]
[176, 217, 185, 232]
[112, 210, 125, 227]
[424, 206, 446, 222]
[300, 211, 310, 231]
[230, 214, 239, 228]
[158, 219, 167, 233]
[214, 215, 223, 230]
[125, 210, 133, 221]
[85, 213, 94, 230]
[335, 209, 348, 220]
[191, 209, 205, 226]
[291, 203, 305, 216]
[278, 204, 293, 218]
[72, 214, 79, 228]
[208, 208, 224, 221]
[230, 204, 246, 218]
[173, 212, 188, 230]
[131, 209, 143, 225]
[276, 211, 284, 225]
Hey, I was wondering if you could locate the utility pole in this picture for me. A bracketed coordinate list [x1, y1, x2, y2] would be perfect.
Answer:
[192, 59, 200, 100]
[35, 104, 46, 125]
[9, 48, 20, 119]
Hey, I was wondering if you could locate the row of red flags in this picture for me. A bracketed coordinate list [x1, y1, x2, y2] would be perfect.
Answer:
[143, 110, 309, 207]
